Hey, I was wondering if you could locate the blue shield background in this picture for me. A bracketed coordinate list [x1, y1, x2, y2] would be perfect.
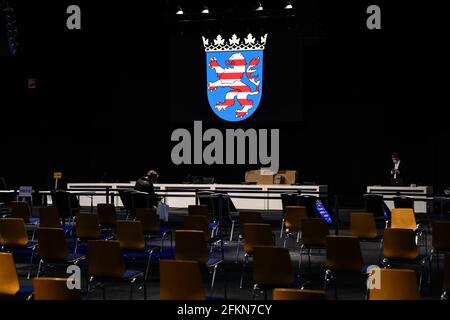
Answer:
[206, 50, 263, 122]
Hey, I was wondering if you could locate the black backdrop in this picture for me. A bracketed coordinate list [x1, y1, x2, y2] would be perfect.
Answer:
[0, 0, 447, 206]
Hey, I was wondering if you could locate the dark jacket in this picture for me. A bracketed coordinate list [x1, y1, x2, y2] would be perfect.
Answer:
[389, 162, 407, 186]
[134, 176, 158, 207]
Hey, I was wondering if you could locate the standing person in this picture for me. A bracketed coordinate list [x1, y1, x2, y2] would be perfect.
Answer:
[134, 170, 159, 207]
[389, 153, 406, 186]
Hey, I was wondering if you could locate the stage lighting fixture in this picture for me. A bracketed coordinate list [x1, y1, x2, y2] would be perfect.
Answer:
[255, 2, 264, 11]
[201, 5, 210, 14]
[175, 6, 184, 15]
[284, 1, 293, 10]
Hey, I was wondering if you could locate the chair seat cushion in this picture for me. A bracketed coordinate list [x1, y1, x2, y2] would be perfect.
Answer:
[208, 222, 220, 230]
[66, 253, 86, 263]
[122, 269, 144, 280]
[206, 257, 223, 267]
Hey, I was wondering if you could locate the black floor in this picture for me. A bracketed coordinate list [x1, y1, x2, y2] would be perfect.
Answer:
[13, 208, 449, 300]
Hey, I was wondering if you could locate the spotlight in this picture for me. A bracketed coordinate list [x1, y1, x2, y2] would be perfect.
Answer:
[284, 1, 293, 10]
[201, 5, 209, 14]
[175, 7, 184, 15]
[255, 2, 264, 11]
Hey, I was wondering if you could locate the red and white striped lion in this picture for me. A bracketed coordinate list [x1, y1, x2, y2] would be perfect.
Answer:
[208, 52, 260, 118]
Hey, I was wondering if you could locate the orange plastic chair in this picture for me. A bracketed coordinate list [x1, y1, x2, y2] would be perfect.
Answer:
[33, 277, 81, 300]
[369, 268, 421, 300]
[350, 212, 378, 239]
[283, 206, 308, 248]
[273, 288, 326, 300]
[252, 246, 297, 299]
[160, 260, 205, 300]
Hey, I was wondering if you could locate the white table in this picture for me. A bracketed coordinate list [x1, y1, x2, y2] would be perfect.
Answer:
[67, 183, 328, 210]
[366, 185, 433, 213]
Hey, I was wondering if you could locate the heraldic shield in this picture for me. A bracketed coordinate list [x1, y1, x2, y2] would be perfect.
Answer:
[203, 34, 268, 122]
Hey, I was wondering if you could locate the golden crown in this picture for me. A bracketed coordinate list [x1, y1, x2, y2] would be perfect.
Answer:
[202, 33, 268, 52]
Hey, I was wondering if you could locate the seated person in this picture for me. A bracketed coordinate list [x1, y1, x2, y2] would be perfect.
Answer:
[134, 170, 159, 207]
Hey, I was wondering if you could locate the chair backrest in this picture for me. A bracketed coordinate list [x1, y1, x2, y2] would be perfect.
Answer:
[118, 189, 133, 212]
[188, 205, 209, 217]
[183, 215, 210, 240]
[432, 221, 450, 251]
[175, 230, 209, 264]
[298, 195, 319, 218]
[383, 228, 418, 260]
[75, 213, 101, 240]
[280, 193, 300, 215]
[88, 240, 126, 278]
[132, 191, 151, 210]
[325, 236, 363, 272]
[197, 190, 215, 217]
[393, 196, 414, 209]
[51, 190, 73, 218]
[0, 253, 20, 296]
[97, 203, 117, 226]
[243, 223, 274, 254]
[116, 220, 145, 251]
[364, 194, 386, 218]
[444, 254, 450, 292]
[33, 277, 81, 300]
[38, 228, 68, 261]
[136, 208, 160, 234]
[369, 268, 421, 300]
[284, 206, 307, 232]
[211, 193, 233, 221]
[10, 201, 32, 223]
[160, 260, 205, 300]
[253, 246, 294, 287]
[301, 218, 329, 247]
[238, 211, 263, 237]
[350, 212, 378, 239]
[0, 218, 29, 248]
[391, 208, 416, 231]
[273, 288, 327, 300]
[39, 207, 61, 228]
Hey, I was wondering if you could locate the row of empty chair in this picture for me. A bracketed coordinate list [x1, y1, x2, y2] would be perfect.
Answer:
[1, 198, 450, 300]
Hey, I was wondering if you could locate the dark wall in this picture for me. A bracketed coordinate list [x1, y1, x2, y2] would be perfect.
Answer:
[0, 1, 447, 205]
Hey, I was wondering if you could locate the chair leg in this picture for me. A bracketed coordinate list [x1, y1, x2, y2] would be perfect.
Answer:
[74, 238, 79, 254]
[145, 253, 153, 281]
[129, 278, 136, 300]
[142, 278, 147, 300]
[308, 248, 312, 272]
[240, 254, 248, 289]
[210, 265, 218, 296]
[37, 259, 43, 277]
[378, 239, 384, 264]
[298, 244, 304, 276]
[252, 284, 258, 300]
[280, 219, 284, 238]
[229, 221, 235, 242]
[31, 227, 36, 241]
[86, 276, 93, 300]
[235, 238, 241, 263]
[27, 249, 35, 279]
